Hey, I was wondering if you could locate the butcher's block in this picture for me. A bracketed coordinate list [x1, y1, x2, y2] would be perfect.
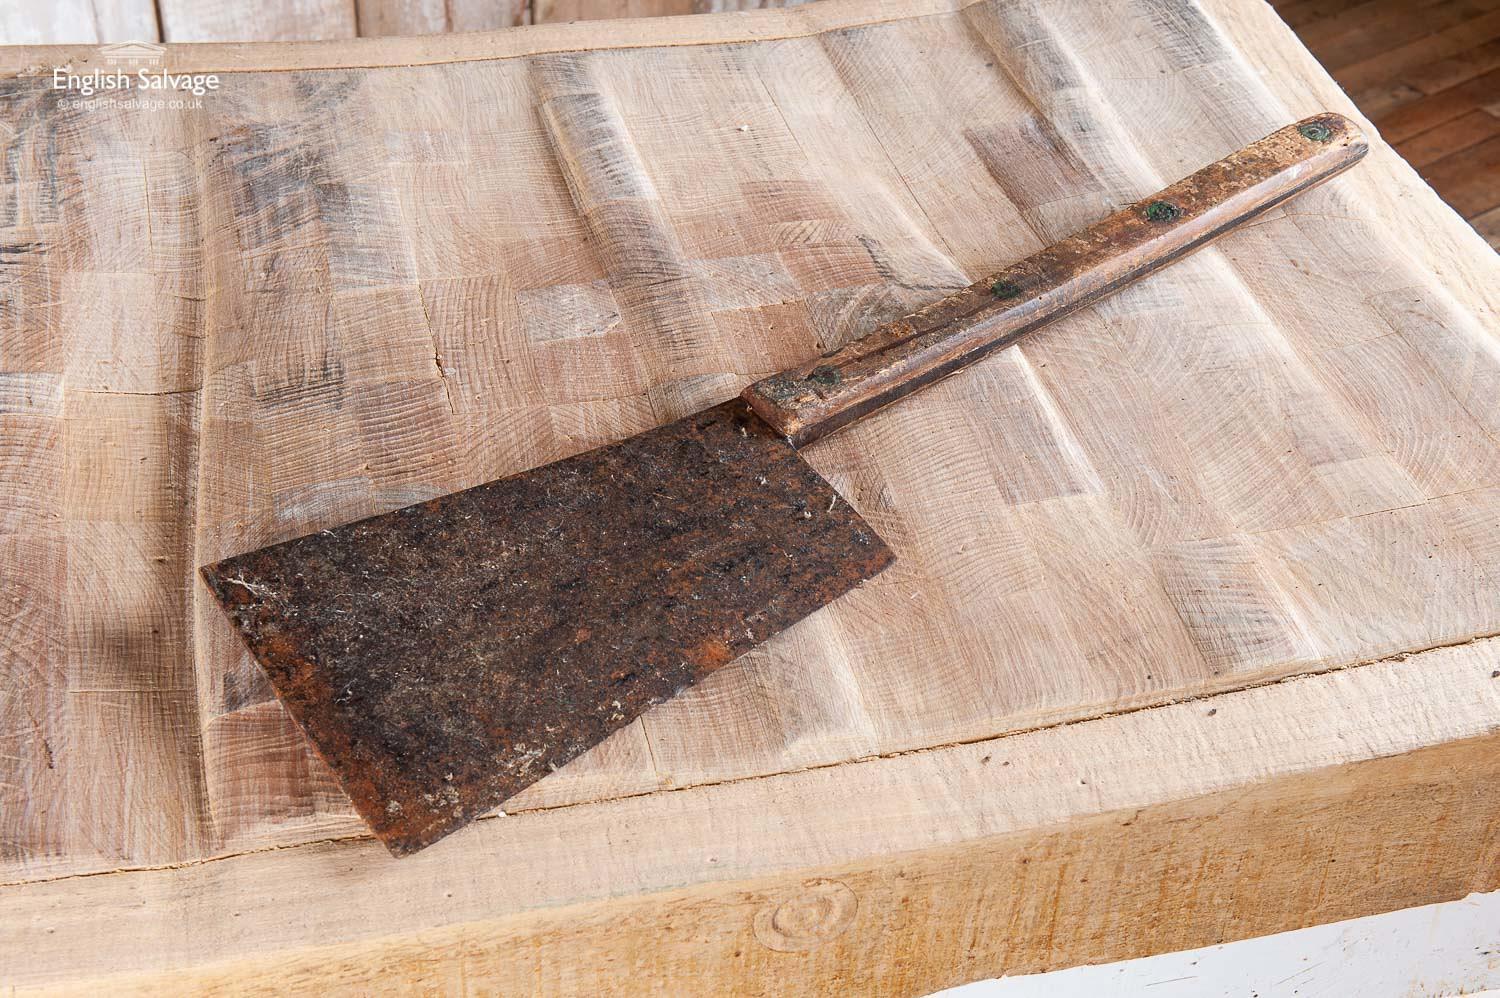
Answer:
[3, 0, 1499, 992]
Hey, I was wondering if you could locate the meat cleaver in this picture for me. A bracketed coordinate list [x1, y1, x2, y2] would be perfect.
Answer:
[202, 114, 1367, 855]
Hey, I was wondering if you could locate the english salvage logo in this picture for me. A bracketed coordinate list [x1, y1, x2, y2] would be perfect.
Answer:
[101, 41, 164, 67]
[52, 41, 220, 106]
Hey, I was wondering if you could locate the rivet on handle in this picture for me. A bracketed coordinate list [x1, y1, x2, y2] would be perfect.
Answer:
[1144, 200, 1181, 223]
[991, 280, 1022, 299]
[807, 365, 841, 387]
[1298, 121, 1333, 142]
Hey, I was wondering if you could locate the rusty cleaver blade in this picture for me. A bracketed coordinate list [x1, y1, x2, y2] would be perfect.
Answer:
[202, 115, 1367, 855]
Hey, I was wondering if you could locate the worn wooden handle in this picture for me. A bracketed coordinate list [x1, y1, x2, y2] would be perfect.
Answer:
[742, 113, 1368, 447]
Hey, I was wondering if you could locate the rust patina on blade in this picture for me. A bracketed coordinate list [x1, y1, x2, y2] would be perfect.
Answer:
[201, 400, 892, 855]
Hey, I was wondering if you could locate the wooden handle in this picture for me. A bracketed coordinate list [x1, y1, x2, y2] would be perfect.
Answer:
[742, 113, 1368, 447]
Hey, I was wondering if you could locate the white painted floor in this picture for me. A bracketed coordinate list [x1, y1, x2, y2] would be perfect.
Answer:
[934, 891, 1500, 997]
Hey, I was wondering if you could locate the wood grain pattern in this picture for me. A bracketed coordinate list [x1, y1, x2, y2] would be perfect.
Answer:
[157, 0, 358, 41]
[0, 0, 1498, 988]
[532, 0, 811, 23]
[355, 0, 528, 35]
[0, 0, 523, 41]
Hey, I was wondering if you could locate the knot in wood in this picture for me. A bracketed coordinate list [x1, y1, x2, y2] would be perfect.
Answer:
[752, 879, 859, 952]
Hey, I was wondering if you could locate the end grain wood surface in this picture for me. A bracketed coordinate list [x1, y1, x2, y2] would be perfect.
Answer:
[10, 0, 1495, 254]
[1, 0, 1499, 991]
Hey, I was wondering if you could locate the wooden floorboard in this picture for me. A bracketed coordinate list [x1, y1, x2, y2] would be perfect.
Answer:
[1377, 69, 1500, 141]
[1336, 8, 1500, 93]
[1283, 0, 1500, 248]
[1472, 204, 1500, 241]
[1395, 107, 1500, 164]
[1423, 133, 1500, 215]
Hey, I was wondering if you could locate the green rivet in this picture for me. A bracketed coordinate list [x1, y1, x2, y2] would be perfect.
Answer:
[807, 365, 841, 386]
[991, 280, 1022, 300]
[1298, 121, 1333, 142]
[1145, 200, 1181, 223]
